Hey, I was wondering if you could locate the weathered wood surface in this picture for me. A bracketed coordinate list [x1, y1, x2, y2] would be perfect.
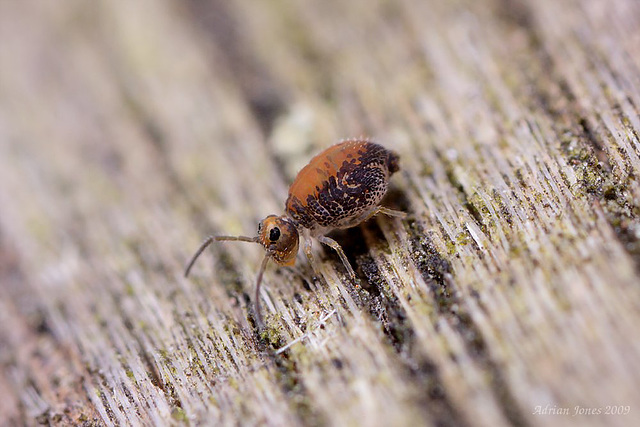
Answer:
[2, 0, 640, 426]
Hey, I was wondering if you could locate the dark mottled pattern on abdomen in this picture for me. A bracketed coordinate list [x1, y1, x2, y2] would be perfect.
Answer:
[286, 143, 397, 231]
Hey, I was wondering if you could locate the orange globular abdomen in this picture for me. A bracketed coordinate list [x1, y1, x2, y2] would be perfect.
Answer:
[288, 140, 363, 204]
[285, 139, 399, 232]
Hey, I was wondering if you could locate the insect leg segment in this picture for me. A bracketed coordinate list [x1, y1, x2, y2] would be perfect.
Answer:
[302, 233, 327, 280]
[303, 230, 352, 282]
[304, 235, 315, 267]
[359, 206, 407, 225]
[316, 235, 357, 282]
[373, 206, 407, 219]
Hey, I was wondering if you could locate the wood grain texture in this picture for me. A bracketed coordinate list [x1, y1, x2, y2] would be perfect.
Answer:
[2, 0, 640, 426]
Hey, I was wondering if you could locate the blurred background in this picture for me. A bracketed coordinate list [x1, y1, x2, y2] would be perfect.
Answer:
[2, 0, 640, 425]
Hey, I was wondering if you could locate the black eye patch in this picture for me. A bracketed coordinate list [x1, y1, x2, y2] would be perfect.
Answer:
[269, 227, 281, 242]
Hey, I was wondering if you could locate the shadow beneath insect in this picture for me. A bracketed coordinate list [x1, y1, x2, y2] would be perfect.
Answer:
[326, 227, 376, 287]
[276, 183, 412, 324]
[382, 184, 412, 213]
[320, 183, 412, 291]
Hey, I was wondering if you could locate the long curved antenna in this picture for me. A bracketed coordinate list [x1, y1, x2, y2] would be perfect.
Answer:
[184, 235, 257, 277]
[254, 254, 271, 328]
